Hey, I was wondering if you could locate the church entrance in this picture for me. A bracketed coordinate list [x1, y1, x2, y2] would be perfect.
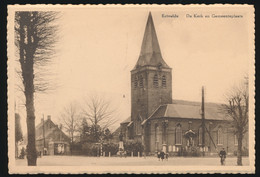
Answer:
[184, 129, 197, 156]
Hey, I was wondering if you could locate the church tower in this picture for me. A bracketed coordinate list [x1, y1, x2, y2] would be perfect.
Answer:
[131, 12, 172, 139]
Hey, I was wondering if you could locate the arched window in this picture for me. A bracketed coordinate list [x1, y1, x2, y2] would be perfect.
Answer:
[162, 75, 166, 88]
[136, 116, 141, 135]
[139, 75, 143, 88]
[198, 127, 202, 145]
[153, 74, 158, 87]
[175, 124, 182, 145]
[134, 77, 138, 88]
[155, 124, 159, 151]
[217, 127, 223, 145]
[155, 125, 159, 142]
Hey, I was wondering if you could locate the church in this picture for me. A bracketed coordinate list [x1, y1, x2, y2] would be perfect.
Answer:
[118, 12, 248, 156]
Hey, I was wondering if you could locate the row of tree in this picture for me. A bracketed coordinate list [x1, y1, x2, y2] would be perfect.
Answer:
[14, 10, 119, 165]
[59, 95, 117, 154]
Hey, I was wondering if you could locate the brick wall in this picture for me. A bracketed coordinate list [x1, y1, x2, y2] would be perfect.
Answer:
[131, 66, 172, 138]
[147, 118, 248, 155]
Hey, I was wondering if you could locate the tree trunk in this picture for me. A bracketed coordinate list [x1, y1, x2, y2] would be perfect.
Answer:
[237, 132, 243, 166]
[70, 135, 73, 155]
[23, 13, 38, 166]
[15, 142, 18, 159]
[16, 11, 59, 166]
[26, 90, 37, 166]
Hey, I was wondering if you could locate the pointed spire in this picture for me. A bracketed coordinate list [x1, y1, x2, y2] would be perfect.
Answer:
[134, 12, 170, 70]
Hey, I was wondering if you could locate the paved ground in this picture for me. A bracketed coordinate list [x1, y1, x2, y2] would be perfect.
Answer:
[15, 156, 250, 166]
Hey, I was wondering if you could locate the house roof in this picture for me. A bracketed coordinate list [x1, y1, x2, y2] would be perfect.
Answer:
[112, 126, 121, 136]
[120, 116, 131, 124]
[149, 100, 229, 121]
[24, 118, 70, 144]
[133, 12, 170, 70]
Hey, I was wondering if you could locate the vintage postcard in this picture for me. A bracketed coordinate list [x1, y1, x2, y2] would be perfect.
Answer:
[7, 4, 255, 174]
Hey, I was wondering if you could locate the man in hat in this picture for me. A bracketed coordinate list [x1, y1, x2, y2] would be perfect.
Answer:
[219, 148, 226, 165]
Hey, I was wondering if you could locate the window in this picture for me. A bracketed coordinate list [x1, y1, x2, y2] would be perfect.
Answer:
[175, 124, 182, 145]
[136, 117, 141, 135]
[198, 127, 203, 145]
[155, 124, 159, 151]
[139, 75, 143, 88]
[162, 75, 166, 88]
[155, 125, 159, 142]
[217, 127, 223, 145]
[234, 134, 238, 145]
[153, 74, 158, 87]
[188, 121, 192, 129]
[134, 77, 138, 88]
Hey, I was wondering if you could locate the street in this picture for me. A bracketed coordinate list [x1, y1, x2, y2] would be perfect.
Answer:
[15, 156, 250, 166]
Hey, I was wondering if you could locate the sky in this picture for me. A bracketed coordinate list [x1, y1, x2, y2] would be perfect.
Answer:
[12, 6, 251, 134]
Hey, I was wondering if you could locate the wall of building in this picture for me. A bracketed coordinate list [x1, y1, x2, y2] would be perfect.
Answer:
[131, 67, 172, 138]
[147, 118, 248, 156]
[35, 124, 70, 155]
[147, 69, 172, 116]
[131, 69, 149, 136]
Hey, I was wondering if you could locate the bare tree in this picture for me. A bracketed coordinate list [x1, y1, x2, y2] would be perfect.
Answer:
[222, 78, 249, 166]
[59, 102, 80, 154]
[82, 95, 117, 142]
[15, 11, 59, 165]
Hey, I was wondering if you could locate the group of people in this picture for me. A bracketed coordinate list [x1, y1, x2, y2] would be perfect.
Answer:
[157, 150, 169, 161]
[156, 148, 227, 165]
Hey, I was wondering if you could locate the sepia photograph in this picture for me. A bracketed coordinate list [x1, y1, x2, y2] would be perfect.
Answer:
[7, 4, 255, 174]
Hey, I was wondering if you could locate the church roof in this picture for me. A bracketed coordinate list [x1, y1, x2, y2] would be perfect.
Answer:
[148, 100, 230, 121]
[133, 12, 170, 70]
[112, 126, 121, 136]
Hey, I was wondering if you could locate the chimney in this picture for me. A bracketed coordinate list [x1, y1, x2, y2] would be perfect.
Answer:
[47, 115, 51, 120]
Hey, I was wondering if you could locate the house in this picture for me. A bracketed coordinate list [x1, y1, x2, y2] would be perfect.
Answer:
[34, 115, 71, 155]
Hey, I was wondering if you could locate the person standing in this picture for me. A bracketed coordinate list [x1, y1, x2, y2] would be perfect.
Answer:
[157, 151, 161, 161]
[165, 152, 169, 161]
[160, 151, 165, 162]
[219, 148, 226, 165]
